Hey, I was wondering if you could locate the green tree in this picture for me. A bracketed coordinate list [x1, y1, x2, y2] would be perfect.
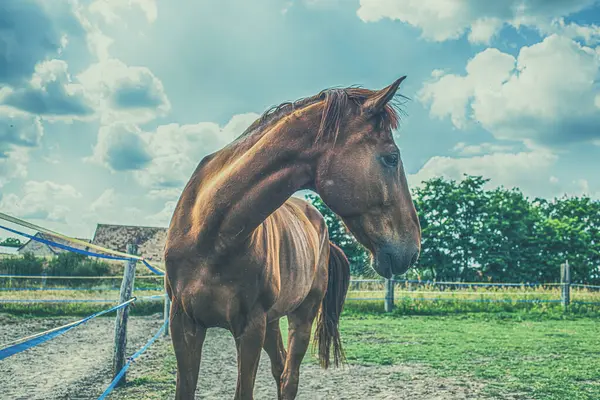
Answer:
[47, 253, 110, 276]
[0, 252, 43, 275]
[478, 187, 546, 282]
[0, 237, 22, 248]
[412, 175, 489, 281]
[536, 196, 600, 283]
[412, 177, 459, 280]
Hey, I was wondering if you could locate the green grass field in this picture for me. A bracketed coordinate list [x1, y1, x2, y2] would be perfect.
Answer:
[332, 307, 600, 400]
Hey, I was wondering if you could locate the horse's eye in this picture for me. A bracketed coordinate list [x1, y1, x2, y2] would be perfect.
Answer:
[382, 153, 399, 167]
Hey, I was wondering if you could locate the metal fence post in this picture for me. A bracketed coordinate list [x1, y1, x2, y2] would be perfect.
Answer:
[384, 278, 395, 312]
[163, 274, 170, 336]
[561, 260, 571, 309]
[113, 243, 137, 386]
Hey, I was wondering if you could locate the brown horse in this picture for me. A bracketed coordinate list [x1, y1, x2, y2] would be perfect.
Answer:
[164, 77, 421, 400]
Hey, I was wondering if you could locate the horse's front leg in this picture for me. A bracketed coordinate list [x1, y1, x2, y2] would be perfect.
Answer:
[233, 311, 267, 400]
[171, 301, 207, 400]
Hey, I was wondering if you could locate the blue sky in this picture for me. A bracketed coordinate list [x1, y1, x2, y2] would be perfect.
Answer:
[1, 0, 599, 239]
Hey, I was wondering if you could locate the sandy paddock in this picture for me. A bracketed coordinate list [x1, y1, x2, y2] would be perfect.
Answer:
[0, 314, 485, 400]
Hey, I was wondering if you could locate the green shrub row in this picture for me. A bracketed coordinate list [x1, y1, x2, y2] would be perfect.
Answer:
[0, 300, 164, 318]
[2, 298, 598, 319]
[342, 298, 600, 320]
[0, 253, 110, 277]
[0, 253, 116, 289]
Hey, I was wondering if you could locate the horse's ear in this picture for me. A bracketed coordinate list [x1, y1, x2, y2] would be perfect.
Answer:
[361, 76, 406, 117]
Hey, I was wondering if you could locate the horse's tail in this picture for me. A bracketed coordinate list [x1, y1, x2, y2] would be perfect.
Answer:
[315, 241, 350, 369]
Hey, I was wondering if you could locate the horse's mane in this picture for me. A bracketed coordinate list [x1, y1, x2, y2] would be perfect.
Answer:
[238, 86, 408, 143]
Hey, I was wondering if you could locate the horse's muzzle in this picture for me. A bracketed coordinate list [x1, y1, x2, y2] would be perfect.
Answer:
[372, 243, 420, 279]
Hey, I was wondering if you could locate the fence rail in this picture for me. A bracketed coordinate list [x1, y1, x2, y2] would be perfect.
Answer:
[2, 275, 599, 308]
[0, 212, 170, 398]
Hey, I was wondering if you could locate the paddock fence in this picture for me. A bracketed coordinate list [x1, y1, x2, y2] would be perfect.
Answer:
[345, 268, 600, 311]
[1, 261, 598, 312]
[0, 212, 170, 399]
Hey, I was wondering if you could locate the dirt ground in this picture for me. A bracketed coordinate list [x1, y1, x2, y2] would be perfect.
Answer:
[0, 314, 485, 400]
[0, 313, 164, 400]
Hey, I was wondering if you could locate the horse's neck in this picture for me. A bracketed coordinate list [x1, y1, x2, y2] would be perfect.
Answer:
[191, 109, 321, 253]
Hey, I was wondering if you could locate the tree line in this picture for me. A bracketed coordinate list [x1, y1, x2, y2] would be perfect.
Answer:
[0, 237, 22, 248]
[306, 175, 600, 284]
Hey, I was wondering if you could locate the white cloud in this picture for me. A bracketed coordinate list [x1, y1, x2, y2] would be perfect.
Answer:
[79, 0, 157, 60]
[452, 142, 515, 155]
[418, 35, 600, 147]
[537, 18, 600, 45]
[281, 1, 293, 15]
[418, 48, 515, 130]
[468, 17, 503, 45]
[78, 58, 170, 123]
[145, 200, 176, 227]
[570, 179, 600, 198]
[87, 123, 152, 171]
[90, 188, 118, 213]
[89, 0, 158, 24]
[0, 1, 165, 128]
[88, 112, 259, 191]
[0, 181, 82, 222]
[1, 59, 95, 119]
[148, 188, 182, 200]
[86, 188, 144, 225]
[0, 0, 85, 86]
[0, 107, 44, 156]
[134, 113, 258, 189]
[408, 150, 560, 198]
[0, 107, 44, 187]
[542, 178, 600, 199]
[356, 0, 599, 44]
[0, 148, 29, 189]
[76, 11, 114, 61]
[573, 178, 590, 195]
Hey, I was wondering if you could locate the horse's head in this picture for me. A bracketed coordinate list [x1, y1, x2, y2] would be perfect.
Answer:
[314, 77, 421, 278]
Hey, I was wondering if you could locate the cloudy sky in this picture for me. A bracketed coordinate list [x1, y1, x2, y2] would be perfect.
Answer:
[1, 0, 599, 239]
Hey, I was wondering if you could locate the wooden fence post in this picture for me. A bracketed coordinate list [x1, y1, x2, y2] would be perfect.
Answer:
[384, 278, 395, 312]
[561, 260, 571, 309]
[163, 275, 170, 336]
[113, 243, 137, 386]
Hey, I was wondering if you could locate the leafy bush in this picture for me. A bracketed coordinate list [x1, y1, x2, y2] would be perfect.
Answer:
[0, 302, 163, 317]
[46, 253, 110, 276]
[342, 298, 600, 320]
[0, 237, 23, 247]
[0, 253, 44, 275]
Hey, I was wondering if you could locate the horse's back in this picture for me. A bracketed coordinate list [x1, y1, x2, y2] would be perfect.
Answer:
[254, 197, 329, 320]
